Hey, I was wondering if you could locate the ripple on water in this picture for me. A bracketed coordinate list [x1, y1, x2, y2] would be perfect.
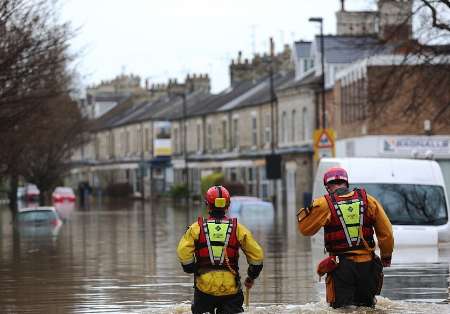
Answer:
[142, 297, 450, 314]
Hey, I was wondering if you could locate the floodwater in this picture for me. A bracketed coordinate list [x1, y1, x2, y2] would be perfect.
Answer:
[0, 199, 449, 314]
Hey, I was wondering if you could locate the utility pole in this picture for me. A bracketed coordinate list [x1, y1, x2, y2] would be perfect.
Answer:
[269, 37, 276, 153]
[268, 37, 279, 207]
[182, 93, 189, 206]
[309, 17, 326, 129]
[174, 92, 189, 207]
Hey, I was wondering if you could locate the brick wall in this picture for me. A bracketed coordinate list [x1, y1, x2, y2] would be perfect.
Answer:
[335, 64, 450, 139]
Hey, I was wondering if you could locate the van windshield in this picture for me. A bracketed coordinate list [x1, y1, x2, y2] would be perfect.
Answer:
[349, 184, 448, 226]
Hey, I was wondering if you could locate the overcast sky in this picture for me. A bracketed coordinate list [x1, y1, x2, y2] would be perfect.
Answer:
[62, 0, 375, 93]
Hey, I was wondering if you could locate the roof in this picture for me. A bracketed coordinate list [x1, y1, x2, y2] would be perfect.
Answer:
[294, 41, 312, 59]
[151, 90, 215, 120]
[92, 96, 148, 131]
[92, 95, 129, 103]
[187, 81, 257, 117]
[277, 72, 320, 91]
[217, 72, 295, 112]
[233, 72, 295, 109]
[89, 72, 296, 128]
[314, 35, 394, 64]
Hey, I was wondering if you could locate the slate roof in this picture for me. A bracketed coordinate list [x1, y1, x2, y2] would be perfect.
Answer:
[277, 72, 320, 91]
[150, 91, 214, 120]
[187, 80, 257, 117]
[90, 96, 138, 131]
[90, 71, 295, 129]
[221, 71, 295, 110]
[314, 35, 394, 64]
[294, 41, 312, 59]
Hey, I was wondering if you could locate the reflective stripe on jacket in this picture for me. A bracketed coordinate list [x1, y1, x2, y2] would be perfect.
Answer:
[195, 217, 239, 272]
[324, 188, 375, 253]
[177, 216, 264, 296]
[297, 191, 394, 263]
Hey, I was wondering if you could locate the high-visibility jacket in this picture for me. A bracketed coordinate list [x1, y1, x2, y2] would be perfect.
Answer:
[297, 190, 394, 263]
[177, 216, 264, 296]
[195, 217, 239, 272]
[323, 188, 375, 253]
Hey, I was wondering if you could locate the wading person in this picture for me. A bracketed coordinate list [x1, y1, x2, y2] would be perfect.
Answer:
[297, 167, 394, 308]
[177, 185, 264, 314]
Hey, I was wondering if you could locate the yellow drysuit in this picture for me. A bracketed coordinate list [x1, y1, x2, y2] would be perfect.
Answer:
[177, 221, 264, 296]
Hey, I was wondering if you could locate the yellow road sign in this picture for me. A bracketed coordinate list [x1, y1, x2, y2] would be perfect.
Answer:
[313, 128, 336, 160]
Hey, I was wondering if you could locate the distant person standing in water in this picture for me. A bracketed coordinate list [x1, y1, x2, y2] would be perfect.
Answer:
[177, 185, 264, 314]
[297, 167, 394, 308]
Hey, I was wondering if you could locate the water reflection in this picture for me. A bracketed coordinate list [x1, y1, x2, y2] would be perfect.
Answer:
[54, 201, 75, 222]
[0, 199, 448, 313]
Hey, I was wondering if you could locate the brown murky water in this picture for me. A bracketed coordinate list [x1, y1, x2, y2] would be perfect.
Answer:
[0, 199, 449, 313]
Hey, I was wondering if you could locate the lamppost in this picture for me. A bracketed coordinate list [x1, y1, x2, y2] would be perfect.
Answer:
[174, 92, 189, 206]
[309, 17, 326, 129]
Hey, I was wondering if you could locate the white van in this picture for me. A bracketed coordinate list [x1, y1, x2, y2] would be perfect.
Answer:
[312, 157, 450, 245]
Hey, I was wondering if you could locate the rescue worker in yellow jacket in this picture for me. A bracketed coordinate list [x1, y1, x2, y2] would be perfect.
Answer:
[297, 167, 394, 308]
[177, 185, 264, 314]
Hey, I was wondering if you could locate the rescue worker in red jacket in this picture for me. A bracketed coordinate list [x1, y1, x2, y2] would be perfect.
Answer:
[177, 185, 264, 314]
[297, 167, 394, 308]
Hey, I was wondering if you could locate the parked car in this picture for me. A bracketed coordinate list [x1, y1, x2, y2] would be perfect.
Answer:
[15, 206, 63, 237]
[52, 187, 76, 203]
[24, 184, 40, 202]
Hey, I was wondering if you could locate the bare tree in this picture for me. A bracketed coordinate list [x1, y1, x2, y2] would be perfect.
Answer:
[420, 0, 450, 32]
[361, 0, 450, 131]
[18, 94, 88, 205]
[0, 0, 74, 134]
[0, 0, 86, 212]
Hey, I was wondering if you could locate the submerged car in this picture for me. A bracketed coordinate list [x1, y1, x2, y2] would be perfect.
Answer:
[15, 206, 63, 237]
[230, 196, 273, 212]
[229, 196, 275, 227]
[52, 187, 76, 203]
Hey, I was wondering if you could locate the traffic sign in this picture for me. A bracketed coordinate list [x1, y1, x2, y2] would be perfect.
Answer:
[317, 131, 333, 148]
[313, 128, 336, 161]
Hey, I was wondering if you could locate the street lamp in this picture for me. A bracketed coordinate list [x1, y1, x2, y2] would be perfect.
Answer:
[174, 92, 189, 206]
[309, 17, 326, 129]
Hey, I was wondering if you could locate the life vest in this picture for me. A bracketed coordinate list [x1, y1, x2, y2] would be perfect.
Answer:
[324, 188, 375, 253]
[195, 216, 240, 272]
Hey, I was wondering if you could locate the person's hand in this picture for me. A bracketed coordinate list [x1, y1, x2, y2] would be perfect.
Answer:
[244, 277, 254, 289]
[381, 256, 392, 267]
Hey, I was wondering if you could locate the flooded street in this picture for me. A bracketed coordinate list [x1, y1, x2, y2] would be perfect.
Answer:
[0, 199, 449, 313]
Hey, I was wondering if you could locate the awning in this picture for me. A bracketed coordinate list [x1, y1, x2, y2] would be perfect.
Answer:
[149, 156, 171, 167]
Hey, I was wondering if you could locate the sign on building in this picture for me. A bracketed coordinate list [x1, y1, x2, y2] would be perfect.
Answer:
[313, 128, 336, 161]
[381, 137, 450, 156]
[153, 121, 172, 157]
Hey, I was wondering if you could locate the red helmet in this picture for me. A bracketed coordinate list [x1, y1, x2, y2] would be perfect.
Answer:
[205, 185, 231, 211]
[323, 167, 349, 186]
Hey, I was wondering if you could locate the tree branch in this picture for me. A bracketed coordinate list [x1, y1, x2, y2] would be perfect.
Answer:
[421, 0, 450, 32]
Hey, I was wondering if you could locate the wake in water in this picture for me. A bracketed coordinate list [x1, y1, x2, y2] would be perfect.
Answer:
[144, 297, 450, 314]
